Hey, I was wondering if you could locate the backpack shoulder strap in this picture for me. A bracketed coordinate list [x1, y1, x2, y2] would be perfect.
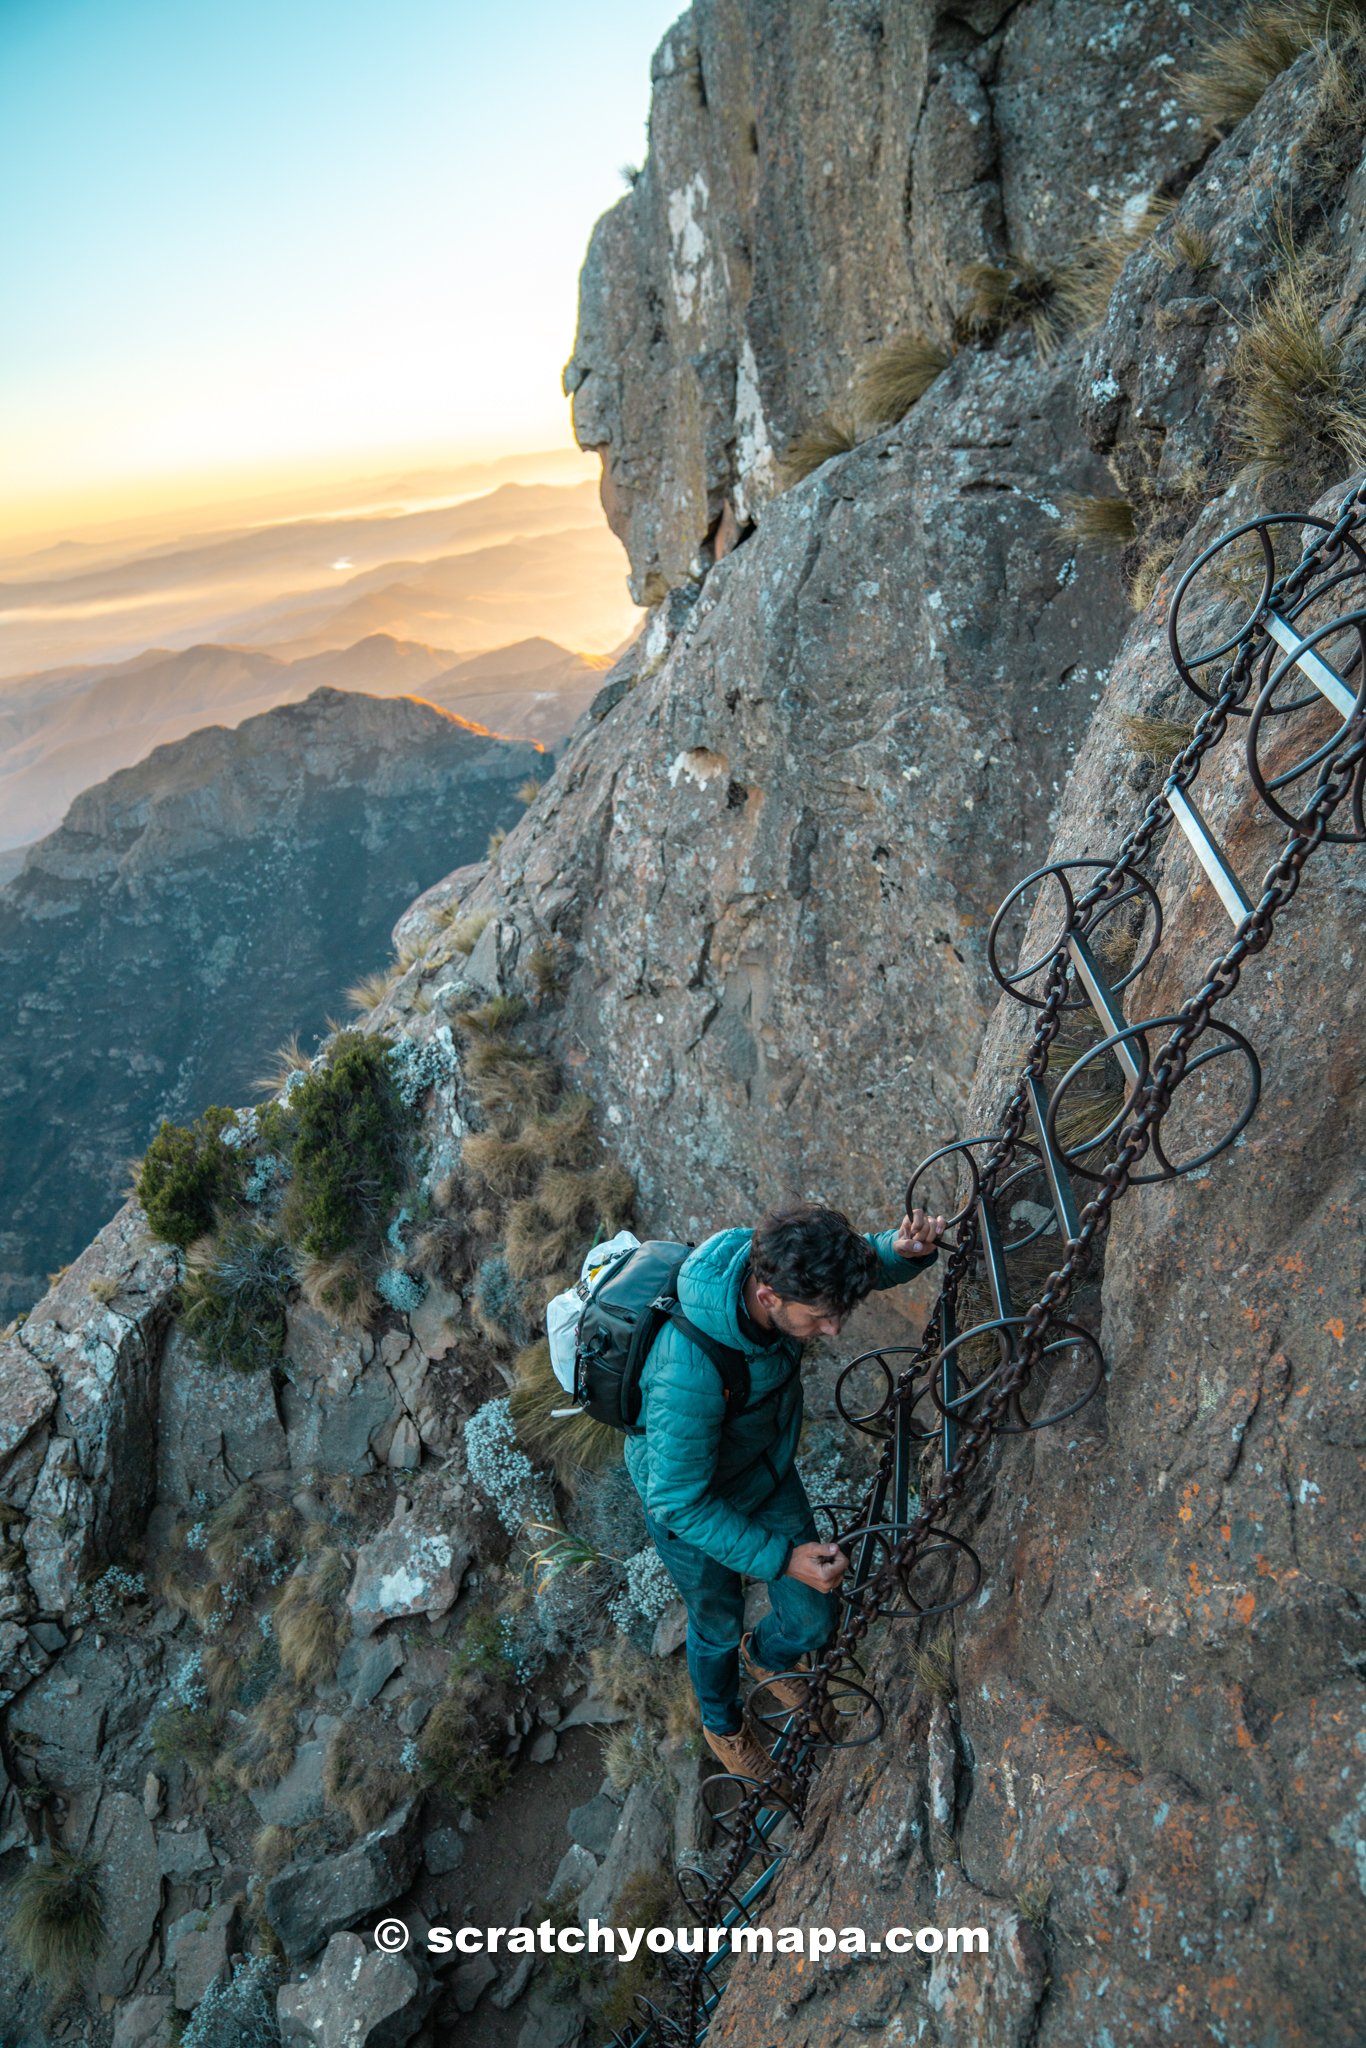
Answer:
[663, 1306, 751, 1414]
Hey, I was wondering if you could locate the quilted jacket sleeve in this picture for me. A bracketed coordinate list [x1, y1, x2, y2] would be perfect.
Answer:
[865, 1227, 938, 1288]
[636, 1328, 793, 1581]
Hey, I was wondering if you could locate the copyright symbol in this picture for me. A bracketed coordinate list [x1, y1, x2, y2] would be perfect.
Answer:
[373, 1918, 409, 1953]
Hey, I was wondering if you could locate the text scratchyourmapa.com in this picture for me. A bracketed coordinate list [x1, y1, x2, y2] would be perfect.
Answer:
[371, 1917, 989, 1962]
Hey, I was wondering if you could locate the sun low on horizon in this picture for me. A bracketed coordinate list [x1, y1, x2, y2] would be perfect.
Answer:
[0, 0, 682, 547]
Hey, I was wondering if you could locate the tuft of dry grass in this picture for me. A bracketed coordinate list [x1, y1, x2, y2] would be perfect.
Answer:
[960, 256, 1070, 356]
[1129, 539, 1179, 614]
[254, 1033, 312, 1097]
[1118, 711, 1199, 767]
[4, 1853, 107, 1991]
[462, 1127, 545, 1197]
[1061, 495, 1138, 549]
[1178, 0, 1360, 132]
[465, 1041, 559, 1119]
[487, 827, 508, 859]
[1230, 252, 1366, 475]
[1059, 200, 1174, 330]
[442, 908, 493, 955]
[1016, 1879, 1052, 1927]
[227, 1687, 299, 1790]
[298, 1253, 378, 1332]
[345, 965, 401, 1015]
[418, 1690, 511, 1808]
[909, 1629, 957, 1701]
[273, 1551, 349, 1687]
[516, 778, 544, 805]
[203, 1482, 260, 1577]
[87, 1273, 121, 1305]
[504, 1201, 583, 1282]
[855, 333, 952, 426]
[1314, 20, 1366, 135]
[1172, 220, 1215, 272]
[323, 1724, 409, 1836]
[778, 412, 859, 488]
[252, 1824, 295, 1878]
[509, 1339, 623, 1485]
[589, 1639, 696, 1745]
[527, 939, 569, 1002]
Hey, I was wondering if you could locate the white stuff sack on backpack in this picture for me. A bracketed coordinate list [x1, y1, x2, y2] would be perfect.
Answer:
[545, 1230, 642, 1393]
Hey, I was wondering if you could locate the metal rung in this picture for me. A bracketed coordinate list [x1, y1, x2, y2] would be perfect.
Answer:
[1066, 932, 1142, 1084]
[1167, 782, 1253, 926]
[1265, 609, 1358, 719]
[976, 1195, 1016, 1322]
[939, 1290, 958, 1471]
[891, 1388, 912, 1533]
[1025, 1071, 1082, 1242]
[850, 1464, 890, 1593]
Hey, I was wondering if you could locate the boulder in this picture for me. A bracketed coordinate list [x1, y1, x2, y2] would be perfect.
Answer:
[576, 1780, 671, 1927]
[248, 1730, 330, 1829]
[277, 1930, 435, 2046]
[266, 1800, 424, 1961]
[346, 1513, 468, 1639]
[79, 1789, 162, 1999]
[173, 1896, 241, 2012]
[156, 1322, 288, 1503]
[155, 1825, 214, 1879]
[515, 1994, 583, 2048]
[491, 1954, 534, 2010]
[111, 1994, 174, 2048]
[566, 1789, 622, 1859]
[549, 1844, 597, 1901]
[421, 1825, 464, 1878]
[340, 1634, 406, 1710]
[450, 1954, 497, 2014]
[280, 1306, 400, 1474]
[6, 1204, 177, 1604]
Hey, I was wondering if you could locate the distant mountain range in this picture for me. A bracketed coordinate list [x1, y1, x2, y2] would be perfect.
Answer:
[0, 631, 610, 849]
[0, 478, 637, 675]
[0, 685, 545, 1322]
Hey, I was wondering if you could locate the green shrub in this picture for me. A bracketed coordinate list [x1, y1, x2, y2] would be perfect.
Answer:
[181, 1222, 294, 1374]
[279, 1033, 412, 1261]
[4, 1851, 107, 1991]
[137, 1106, 244, 1247]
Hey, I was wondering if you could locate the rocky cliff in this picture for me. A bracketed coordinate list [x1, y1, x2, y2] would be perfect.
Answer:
[0, 687, 542, 1322]
[2, 5, 1364, 2048]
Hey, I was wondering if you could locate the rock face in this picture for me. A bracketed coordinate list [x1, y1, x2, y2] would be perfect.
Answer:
[472, 342, 1131, 1243]
[692, 49, 1366, 2048]
[0, 685, 542, 1321]
[277, 1930, 435, 2046]
[0, 1205, 178, 1633]
[3, 7, 1365, 2048]
[267, 1802, 425, 1961]
[565, 0, 1232, 602]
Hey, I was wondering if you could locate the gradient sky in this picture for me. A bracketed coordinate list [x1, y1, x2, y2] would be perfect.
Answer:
[0, 0, 681, 536]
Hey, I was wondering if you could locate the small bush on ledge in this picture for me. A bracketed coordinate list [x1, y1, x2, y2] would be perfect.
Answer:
[181, 1222, 294, 1374]
[278, 1032, 413, 1263]
[137, 1105, 244, 1247]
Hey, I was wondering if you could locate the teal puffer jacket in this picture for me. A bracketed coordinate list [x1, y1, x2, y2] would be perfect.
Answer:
[623, 1225, 936, 1581]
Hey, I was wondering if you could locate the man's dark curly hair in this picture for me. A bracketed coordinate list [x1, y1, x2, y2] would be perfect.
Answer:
[749, 1203, 880, 1316]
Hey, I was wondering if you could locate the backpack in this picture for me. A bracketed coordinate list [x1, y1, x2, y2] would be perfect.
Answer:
[546, 1236, 750, 1435]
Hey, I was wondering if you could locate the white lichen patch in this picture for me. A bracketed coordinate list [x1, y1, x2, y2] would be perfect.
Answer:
[667, 171, 712, 323]
[733, 337, 778, 520]
[668, 747, 729, 791]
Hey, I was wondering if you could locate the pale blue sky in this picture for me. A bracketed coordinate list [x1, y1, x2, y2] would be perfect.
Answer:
[0, 0, 681, 531]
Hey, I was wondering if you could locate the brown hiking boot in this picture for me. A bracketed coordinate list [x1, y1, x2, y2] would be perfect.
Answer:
[740, 1631, 810, 1715]
[703, 1722, 792, 1794]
